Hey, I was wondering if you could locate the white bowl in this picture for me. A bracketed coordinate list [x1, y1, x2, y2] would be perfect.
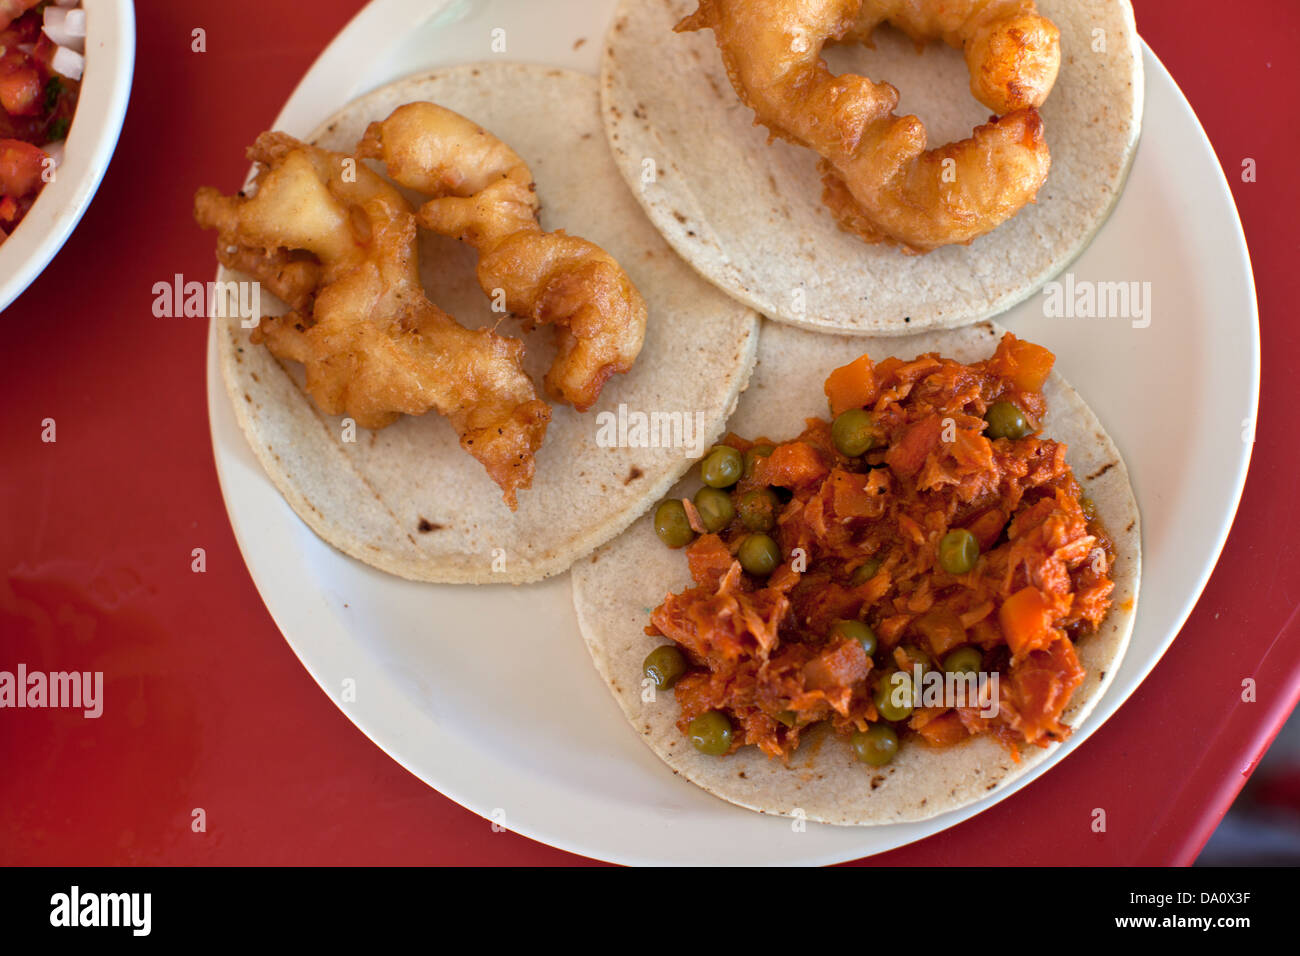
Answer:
[0, 0, 134, 313]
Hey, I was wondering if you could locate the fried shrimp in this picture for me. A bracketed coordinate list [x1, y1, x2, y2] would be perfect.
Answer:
[842, 0, 1060, 114]
[194, 133, 550, 508]
[678, 0, 1058, 252]
[357, 103, 647, 410]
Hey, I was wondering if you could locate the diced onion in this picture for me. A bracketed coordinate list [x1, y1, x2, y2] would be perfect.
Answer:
[50, 44, 84, 81]
[44, 7, 86, 53]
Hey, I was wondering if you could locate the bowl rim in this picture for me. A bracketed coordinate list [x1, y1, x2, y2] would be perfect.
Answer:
[0, 0, 136, 315]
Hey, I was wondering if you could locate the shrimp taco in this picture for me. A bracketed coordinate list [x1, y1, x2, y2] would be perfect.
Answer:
[572, 321, 1140, 824]
[600, 0, 1143, 334]
[199, 63, 759, 584]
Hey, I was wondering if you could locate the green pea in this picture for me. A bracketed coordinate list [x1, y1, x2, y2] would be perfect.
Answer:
[700, 445, 744, 488]
[744, 444, 775, 477]
[643, 645, 687, 689]
[653, 499, 694, 549]
[851, 724, 899, 766]
[851, 557, 882, 586]
[737, 533, 780, 576]
[831, 619, 876, 657]
[736, 488, 779, 532]
[984, 401, 1031, 440]
[831, 408, 875, 457]
[874, 671, 915, 722]
[942, 646, 983, 675]
[693, 486, 735, 533]
[688, 710, 732, 755]
[938, 528, 979, 575]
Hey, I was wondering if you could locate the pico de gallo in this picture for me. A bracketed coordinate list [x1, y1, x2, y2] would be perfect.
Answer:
[642, 334, 1116, 769]
[0, 0, 84, 239]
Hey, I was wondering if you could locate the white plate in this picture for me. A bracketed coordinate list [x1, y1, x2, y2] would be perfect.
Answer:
[206, 0, 1258, 865]
[0, 0, 135, 313]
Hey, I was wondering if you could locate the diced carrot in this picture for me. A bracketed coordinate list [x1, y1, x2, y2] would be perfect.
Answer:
[828, 468, 875, 518]
[965, 508, 1008, 550]
[754, 441, 828, 490]
[912, 608, 967, 657]
[824, 354, 876, 417]
[915, 710, 969, 746]
[999, 586, 1056, 658]
[992, 334, 1055, 393]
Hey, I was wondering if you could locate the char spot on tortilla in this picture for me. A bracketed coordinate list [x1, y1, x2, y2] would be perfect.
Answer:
[625, 466, 644, 485]
[417, 518, 444, 533]
[1088, 461, 1117, 481]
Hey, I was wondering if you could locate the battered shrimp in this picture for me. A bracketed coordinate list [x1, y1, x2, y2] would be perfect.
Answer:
[358, 103, 647, 410]
[194, 133, 550, 508]
[678, 0, 1058, 252]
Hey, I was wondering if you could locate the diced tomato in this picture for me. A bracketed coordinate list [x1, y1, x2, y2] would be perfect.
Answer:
[824, 354, 876, 417]
[884, 415, 944, 478]
[1003, 637, 1085, 744]
[803, 639, 869, 692]
[0, 63, 40, 116]
[0, 138, 45, 197]
[686, 534, 734, 587]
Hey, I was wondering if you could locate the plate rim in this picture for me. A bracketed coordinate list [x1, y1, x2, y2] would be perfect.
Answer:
[205, 0, 1260, 866]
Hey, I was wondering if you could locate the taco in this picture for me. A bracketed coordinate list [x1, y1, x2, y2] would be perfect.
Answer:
[571, 321, 1140, 824]
[207, 63, 759, 584]
[600, 0, 1144, 334]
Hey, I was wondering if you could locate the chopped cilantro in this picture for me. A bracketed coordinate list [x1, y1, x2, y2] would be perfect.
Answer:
[43, 77, 64, 113]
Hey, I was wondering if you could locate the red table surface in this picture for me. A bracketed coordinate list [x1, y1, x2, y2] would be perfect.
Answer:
[1, 0, 1297, 867]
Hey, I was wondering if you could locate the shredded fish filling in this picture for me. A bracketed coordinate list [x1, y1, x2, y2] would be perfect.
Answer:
[648, 334, 1114, 762]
